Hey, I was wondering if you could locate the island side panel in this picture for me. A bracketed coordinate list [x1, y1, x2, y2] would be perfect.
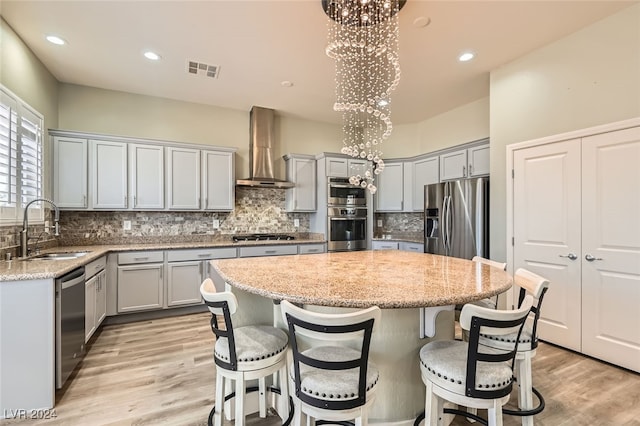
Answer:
[0, 278, 55, 417]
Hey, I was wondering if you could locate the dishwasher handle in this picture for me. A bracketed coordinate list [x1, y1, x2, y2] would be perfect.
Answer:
[59, 267, 85, 290]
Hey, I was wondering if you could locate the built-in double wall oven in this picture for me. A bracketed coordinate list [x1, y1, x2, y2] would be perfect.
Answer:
[327, 177, 367, 252]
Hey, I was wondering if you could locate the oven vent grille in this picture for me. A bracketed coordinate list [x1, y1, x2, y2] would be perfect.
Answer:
[187, 61, 220, 78]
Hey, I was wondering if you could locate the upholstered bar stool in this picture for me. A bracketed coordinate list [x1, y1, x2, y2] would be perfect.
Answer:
[418, 295, 534, 426]
[200, 278, 291, 426]
[478, 268, 550, 426]
[280, 300, 381, 426]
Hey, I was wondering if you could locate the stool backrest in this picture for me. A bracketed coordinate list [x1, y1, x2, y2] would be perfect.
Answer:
[460, 294, 534, 399]
[514, 268, 550, 350]
[280, 300, 381, 411]
[200, 278, 240, 370]
[472, 256, 507, 271]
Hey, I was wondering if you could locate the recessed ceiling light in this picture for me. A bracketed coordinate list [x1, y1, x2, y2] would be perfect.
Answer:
[143, 51, 161, 61]
[281, 81, 293, 88]
[459, 52, 475, 62]
[46, 35, 66, 45]
[413, 17, 431, 28]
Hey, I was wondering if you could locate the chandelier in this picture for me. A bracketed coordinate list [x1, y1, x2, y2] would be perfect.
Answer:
[323, 0, 405, 194]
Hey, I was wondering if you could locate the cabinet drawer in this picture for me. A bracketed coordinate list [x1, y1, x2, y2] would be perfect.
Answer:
[299, 244, 326, 255]
[238, 245, 298, 258]
[118, 251, 164, 265]
[400, 242, 424, 253]
[85, 256, 107, 279]
[372, 241, 399, 250]
[167, 247, 237, 262]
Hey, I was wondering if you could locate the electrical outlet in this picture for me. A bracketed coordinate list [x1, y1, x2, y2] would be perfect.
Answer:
[377, 219, 383, 227]
[123, 220, 132, 231]
[212, 219, 220, 229]
[294, 219, 300, 228]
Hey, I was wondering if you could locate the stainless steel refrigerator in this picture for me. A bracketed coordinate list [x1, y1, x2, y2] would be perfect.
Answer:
[424, 177, 489, 259]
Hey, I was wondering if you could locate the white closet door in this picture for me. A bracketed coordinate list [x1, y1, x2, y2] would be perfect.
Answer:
[513, 139, 582, 351]
[581, 126, 640, 372]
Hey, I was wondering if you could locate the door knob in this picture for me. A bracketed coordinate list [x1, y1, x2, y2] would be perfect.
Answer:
[559, 253, 577, 260]
[585, 254, 603, 262]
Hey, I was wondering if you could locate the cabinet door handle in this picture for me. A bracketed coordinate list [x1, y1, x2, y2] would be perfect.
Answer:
[124, 196, 128, 208]
[307, 249, 319, 253]
[469, 164, 473, 175]
[585, 254, 603, 262]
[134, 257, 149, 261]
[197, 253, 211, 257]
[265, 250, 277, 254]
[462, 166, 466, 177]
[83, 195, 87, 207]
[559, 253, 577, 260]
[134, 195, 137, 206]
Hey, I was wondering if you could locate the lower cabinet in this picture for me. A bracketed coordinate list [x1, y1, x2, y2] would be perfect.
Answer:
[372, 241, 424, 252]
[239, 245, 298, 258]
[298, 243, 326, 255]
[85, 256, 107, 343]
[167, 247, 237, 307]
[117, 251, 164, 313]
[400, 242, 424, 253]
[372, 241, 399, 250]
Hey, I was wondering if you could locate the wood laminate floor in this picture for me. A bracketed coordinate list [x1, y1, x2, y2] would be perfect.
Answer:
[2, 312, 638, 426]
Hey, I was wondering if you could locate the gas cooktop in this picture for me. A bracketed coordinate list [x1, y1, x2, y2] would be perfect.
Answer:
[232, 234, 296, 242]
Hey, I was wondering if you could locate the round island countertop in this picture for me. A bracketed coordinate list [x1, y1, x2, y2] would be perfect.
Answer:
[211, 250, 512, 309]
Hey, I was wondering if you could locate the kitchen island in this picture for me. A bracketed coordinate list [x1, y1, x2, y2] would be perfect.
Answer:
[211, 250, 512, 425]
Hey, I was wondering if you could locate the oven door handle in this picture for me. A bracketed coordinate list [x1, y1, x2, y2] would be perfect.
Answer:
[329, 184, 359, 189]
[329, 217, 367, 221]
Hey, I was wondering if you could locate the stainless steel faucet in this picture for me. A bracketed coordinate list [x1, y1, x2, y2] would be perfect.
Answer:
[20, 198, 60, 258]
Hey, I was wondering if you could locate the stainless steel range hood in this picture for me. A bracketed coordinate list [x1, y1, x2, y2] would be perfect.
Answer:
[236, 106, 294, 188]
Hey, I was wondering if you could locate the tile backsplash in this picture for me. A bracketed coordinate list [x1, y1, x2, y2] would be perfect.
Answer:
[0, 187, 310, 251]
[374, 212, 423, 237]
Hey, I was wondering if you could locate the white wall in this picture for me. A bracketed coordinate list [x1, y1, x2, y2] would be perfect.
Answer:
[489, 4, 640, 262]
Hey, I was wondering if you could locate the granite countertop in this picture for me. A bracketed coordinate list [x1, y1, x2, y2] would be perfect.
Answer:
[212, 250, 512, 309]
[0, 236, 326, 282]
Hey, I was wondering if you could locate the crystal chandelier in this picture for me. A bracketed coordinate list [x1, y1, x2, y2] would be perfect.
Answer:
[323, 0, 405, 194]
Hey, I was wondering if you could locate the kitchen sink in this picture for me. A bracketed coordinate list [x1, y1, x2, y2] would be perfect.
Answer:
[25, 251, 89, 261]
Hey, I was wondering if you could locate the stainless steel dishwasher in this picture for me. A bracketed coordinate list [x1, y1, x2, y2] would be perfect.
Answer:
[56, 266, 85, 389]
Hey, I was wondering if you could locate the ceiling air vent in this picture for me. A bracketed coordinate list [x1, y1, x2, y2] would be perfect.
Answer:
[187, 61, 220, 78]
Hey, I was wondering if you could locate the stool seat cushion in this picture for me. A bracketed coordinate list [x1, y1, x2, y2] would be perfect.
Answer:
[291, 346, 379, 402]
[420, 340, 513, 396]
[479, 324, 535, 352]
[215, 325, 288, 366]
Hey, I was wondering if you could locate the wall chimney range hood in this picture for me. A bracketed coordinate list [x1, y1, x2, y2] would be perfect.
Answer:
[236, 106, 294, 188]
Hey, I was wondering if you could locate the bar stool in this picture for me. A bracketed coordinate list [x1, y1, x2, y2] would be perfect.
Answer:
[200, 278, 291, 426]
[280, 300, 381, 426]
[417, 295, 534, 426]
[478, 268, 550, 426]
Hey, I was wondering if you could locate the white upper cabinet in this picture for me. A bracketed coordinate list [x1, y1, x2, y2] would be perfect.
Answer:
[468, 144, 490, 177]
[284, 154, 317, 212]
[53, 136, 88, 209]
[129, 144, 164, 210]
[325, 156, 370, 178]
[90, 140, 127, 209]
[412, 156, 439, 211]
[439, 149, 468, 181]
[374, 161, 404, 211]
[201, 150, 234, 211]
[166, 147, 201, 210]
[52, 130, 236, 212]
[440, 143, 490, 181]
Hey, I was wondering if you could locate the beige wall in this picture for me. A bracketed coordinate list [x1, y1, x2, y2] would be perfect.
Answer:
[489, 4, 640, 262]
[1, 18, 59, 198]
[417, 97, 490, 153]
[58, 84, 343, 179]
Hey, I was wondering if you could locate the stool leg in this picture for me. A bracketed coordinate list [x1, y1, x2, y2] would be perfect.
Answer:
[518, 354, 534, 426]
[487, 400, 503, 426]
[258, 376, 267, 417]
[277, 365, 290, 422]
[356, 406, 368, 426]
[235, 373, 245, 426]
[425, 380, 441, 426]
[466, 406, 478, 423]
[214, 370, 224, 426]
